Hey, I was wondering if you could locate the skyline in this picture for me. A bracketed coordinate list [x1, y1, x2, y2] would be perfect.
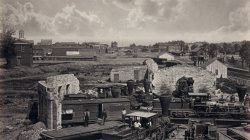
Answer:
[1, 0, 250, 46]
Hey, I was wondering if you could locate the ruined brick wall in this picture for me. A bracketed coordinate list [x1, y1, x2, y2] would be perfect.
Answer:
[46, 74, 80, 96]
[38, 74, 80, 129]
[152, 65, 216, 95]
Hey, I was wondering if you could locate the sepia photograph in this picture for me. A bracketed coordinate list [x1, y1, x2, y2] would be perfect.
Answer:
[0, 0, 250, 139]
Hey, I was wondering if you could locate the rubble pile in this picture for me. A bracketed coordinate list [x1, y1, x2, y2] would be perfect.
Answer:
[17, 122, 46, 140]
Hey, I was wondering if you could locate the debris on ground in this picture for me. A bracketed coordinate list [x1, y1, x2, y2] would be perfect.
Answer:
[17, 122, 46, 140]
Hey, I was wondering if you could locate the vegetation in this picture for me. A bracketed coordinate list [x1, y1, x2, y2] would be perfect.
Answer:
[1, 16, 16, 68]
[239, 41, 250, 68]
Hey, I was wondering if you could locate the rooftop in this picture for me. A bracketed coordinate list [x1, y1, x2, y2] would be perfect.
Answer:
[111, 65, 147, 72]
[200, 58, 226, 68]
[41, 121, 124, 139]
[62, 97, 130, 105]
[190, 47, 202, 52]
[126, 111, 157, 118]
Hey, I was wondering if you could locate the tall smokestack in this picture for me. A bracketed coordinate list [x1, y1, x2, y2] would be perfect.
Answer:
[236, 86, 247, 102]
[159, 94, 172, 116]
[126, 80, 135, 95]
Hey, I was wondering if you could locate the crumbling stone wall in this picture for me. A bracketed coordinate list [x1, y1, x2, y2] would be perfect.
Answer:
[152, 65, 216, 95]
[38, 74, 80, 129]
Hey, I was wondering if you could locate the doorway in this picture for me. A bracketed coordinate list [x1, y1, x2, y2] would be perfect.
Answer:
[98, 104, 103, 118]
[114, 74, 119, 82]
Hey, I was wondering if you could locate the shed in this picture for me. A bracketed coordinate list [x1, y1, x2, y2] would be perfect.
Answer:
[201, 58, 227, 78]
[158, 52, 175, 61]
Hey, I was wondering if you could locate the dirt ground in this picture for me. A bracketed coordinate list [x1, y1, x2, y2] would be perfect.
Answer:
[0, 57, 148, 140]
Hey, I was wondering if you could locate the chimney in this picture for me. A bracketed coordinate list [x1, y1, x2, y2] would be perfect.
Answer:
[19, 29, 24, 39]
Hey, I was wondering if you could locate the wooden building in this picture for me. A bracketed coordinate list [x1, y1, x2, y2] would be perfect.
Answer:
[201, 58, 227, 78]
[110, 66, 147, 82]
[190, 47, 206, 66]
[227, 67, 250, 86]
[61, 97, 130, 126]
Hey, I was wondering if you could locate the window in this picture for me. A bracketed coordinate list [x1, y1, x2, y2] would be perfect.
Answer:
[47, 88, 54, 92]
[21, 46, 25, 52]
[62, 109, 73, 114]
[66, 84, 70, 94]
[114, 74, 119, 82]
[62, 109, 73, 120]
[134, 70, 140, 81]
[215, 69, 218, 75]
[58, 86, 62, 94]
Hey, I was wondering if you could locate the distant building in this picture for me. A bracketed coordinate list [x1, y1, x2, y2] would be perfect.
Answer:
[111, 41, 118, 48]
[190, 46, 207, 66]
[52, 46, 96, 57]
[1, 30, 33, 67]
[33, 48, 44, 60]
[52, 43, 96, 56]
[201, 58, 227, 78]
[37, 39, 52, 45]
[13, 39, 33, 66]
[41, 42, 109, 61]
[92, 43, 108, 54]
[35, 39, 53, 56]
[110, 65, 147, 82]
[158, 52, 175, 61]
[227, 66, 250, 86]
[154, 42, 183, 54]
[34, 44, 52, 56]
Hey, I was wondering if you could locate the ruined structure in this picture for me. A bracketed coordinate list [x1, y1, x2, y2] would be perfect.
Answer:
[38, 74, 80, 129]
[110, 65, 147, 82]
[152, 65, 216, 95]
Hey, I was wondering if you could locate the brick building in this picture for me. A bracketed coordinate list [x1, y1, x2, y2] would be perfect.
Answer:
[14, 39, 33, 66]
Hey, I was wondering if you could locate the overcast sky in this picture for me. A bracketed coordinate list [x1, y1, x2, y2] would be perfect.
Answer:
[1, 0, 250, 46]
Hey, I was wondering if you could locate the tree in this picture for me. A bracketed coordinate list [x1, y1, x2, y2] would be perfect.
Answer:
[239, 41, 250, 68]
[1, 16, 16, 68]
[207, 43, 218, 58]
[182, 45, 189, 54]
[230, 56, 236, 64]
[141, 48, 148, 52]
[233, 43, 241, 53]
[191, 44, 198, 50]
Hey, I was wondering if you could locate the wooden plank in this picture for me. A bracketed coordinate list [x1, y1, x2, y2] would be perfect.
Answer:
[41, 121, 124, 139]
